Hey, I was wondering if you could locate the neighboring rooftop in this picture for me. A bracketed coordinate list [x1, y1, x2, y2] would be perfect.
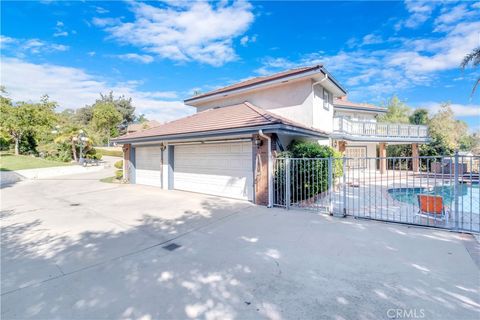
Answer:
[114, 102, 327, 142]
[185, 65, 347, 104]
[334, 96, 387, 113]
[126, 120, 161, 133]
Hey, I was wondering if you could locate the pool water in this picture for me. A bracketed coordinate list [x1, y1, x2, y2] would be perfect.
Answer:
[388, 184, 480, 213]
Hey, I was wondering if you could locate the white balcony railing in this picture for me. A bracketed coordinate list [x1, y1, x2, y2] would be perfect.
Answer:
[333, 117, 429, 139]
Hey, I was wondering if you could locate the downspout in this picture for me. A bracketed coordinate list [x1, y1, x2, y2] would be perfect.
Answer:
[258, 130, 273, 208]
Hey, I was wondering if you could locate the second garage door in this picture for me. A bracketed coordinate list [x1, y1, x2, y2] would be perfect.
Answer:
[174, 141, 253, 200]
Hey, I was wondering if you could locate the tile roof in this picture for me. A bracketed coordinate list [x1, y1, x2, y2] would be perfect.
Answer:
[185, 65, 324, 102]
[115, 102, 327, 141]
[334, 98, 386, 111]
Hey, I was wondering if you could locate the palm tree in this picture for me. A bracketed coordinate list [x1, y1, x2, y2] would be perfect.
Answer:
[461, 47, 480, 96]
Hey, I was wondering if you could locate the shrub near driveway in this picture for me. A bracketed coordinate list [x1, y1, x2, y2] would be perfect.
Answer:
[0, 154, 71, 171]
[277, 140, 343, 201]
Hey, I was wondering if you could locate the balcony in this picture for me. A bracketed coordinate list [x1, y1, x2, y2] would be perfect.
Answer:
[332, 117, 429, 142]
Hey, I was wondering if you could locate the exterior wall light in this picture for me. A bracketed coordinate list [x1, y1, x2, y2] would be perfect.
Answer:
[254, 137, 263, 147]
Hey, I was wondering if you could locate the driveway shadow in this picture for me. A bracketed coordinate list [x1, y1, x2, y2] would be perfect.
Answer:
[1, 198, 479, 320]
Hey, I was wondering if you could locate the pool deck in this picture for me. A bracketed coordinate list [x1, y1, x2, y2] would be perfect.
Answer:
[307, 170, 480, 233]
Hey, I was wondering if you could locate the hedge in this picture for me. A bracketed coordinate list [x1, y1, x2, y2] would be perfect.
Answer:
[275, 140, 343, 202]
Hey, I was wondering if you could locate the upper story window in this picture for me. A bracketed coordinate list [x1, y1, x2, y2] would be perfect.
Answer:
[323, 89, 330, 110]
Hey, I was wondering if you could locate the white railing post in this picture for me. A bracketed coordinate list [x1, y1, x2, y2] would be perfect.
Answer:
[453, 151, 459, 230]
[285, 157, 291, 210]
[342, 157, 347, 217]
[332, 118, 428, 139]
[328, 156, 333, 215]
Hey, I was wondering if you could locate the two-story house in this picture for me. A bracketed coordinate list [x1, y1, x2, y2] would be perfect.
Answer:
[114, 65, 429, 206]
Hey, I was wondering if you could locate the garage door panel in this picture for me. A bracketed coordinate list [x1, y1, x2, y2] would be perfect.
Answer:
[174, 173, 249, 200]
[174, 142, 253, 200]
[135, 146, 162, 187]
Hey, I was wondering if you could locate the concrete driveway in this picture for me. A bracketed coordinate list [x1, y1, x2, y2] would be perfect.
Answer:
[1, 167, 479, 319]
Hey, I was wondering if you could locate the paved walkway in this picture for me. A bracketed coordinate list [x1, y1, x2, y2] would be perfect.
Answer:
[1, 168, 479, 319]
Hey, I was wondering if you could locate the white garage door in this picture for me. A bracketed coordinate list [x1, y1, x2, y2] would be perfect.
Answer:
[135, 146, 162, 187]
[174, 141, 253, 200]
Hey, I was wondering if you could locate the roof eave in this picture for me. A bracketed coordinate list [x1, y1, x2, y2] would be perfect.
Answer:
[113, 124, 328, 144]
[334, 105, 387, 113]
[319, 66, 347, 95]
[330, 133, 431, 143]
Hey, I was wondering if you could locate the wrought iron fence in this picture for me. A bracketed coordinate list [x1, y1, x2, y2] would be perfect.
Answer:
[273, 153, 480, 233]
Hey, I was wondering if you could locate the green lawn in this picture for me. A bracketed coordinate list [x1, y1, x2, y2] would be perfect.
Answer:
[96, 147, 123, 157]
[0, 154, 72, 171]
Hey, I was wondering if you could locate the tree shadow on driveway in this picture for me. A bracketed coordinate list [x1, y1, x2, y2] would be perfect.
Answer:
[1, 197, 479, 320]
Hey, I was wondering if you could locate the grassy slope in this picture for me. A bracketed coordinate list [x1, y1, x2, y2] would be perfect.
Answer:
[0, 154, 72, 171]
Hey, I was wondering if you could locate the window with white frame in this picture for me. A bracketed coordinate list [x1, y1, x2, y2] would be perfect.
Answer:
[323, 89, 329, 110]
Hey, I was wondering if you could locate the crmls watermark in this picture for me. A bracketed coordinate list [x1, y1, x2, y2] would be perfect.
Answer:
[387, 308, 426, 319]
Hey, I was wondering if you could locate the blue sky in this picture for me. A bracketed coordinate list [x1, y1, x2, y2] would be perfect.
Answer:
[1, 0, 479, 129]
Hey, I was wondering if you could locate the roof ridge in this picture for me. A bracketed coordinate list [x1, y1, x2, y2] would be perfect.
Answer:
[243, 101, 283, 124]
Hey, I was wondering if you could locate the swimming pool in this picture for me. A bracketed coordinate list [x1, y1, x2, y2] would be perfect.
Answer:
[388, 184, 480, 213]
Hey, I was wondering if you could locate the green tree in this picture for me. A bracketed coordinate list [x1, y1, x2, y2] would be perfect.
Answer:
[459, 132, 480, 153]
[74, 105, 94, 125]
[461, 46, 480, 96]
[0, 93, 57, 155]
[409, 108, 429, 125]
[137, 114, 148, 123]
[91, 102, 122, 145]
[420, 104, 469, 156]
[378, 96, 411, 123]
[96, 92, 136, 132]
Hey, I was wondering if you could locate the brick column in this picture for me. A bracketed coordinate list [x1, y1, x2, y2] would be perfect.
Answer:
[122, 144, 131, 182]
[253, 134, 270, 205]
[338, 140, 347, 153]
[412, 143, 419, 173]
[379, 142, 387, 174]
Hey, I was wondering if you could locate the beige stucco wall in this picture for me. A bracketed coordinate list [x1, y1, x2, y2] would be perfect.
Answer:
[334, 110, 378, 122]
[194, 79, 334, 133]
[312, 83, 334, 132]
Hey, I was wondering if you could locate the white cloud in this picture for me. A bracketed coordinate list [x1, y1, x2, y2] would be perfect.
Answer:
[95, 6, 109, 14]
[361, 34, 382, 45]
[116, 53, 154, 64]
[434, 3, 479, 32]
[93, 1, 254, 66]
[54, 31, 68, 37]
[0, 57, 193, 122]
[388, 21, 480, 73]
[53, 20, 69, 37]
[396, 0, 437, 30]
[0, 35, 15, 44]
[419, 102, 480, 117]
[87, 51, 96, 57]
[256, 9, 480, 103]
[240, 34, 257, 46]
[1, 37, 69, 55]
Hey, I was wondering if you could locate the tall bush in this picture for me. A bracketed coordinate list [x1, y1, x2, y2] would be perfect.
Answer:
[276, 140, 343, 202]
